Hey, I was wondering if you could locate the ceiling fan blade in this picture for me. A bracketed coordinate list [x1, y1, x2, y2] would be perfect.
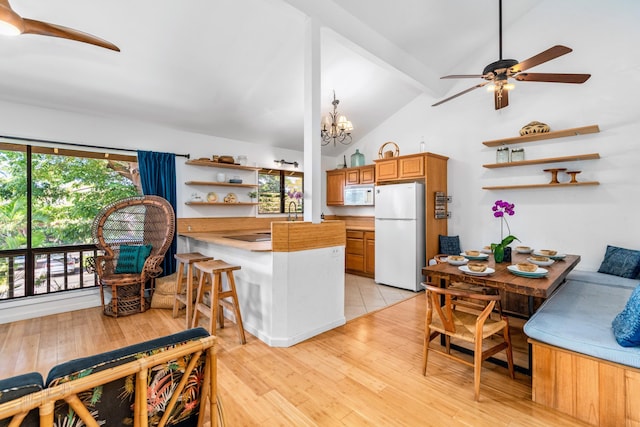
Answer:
[510, 45, 572, 73]
[494, 88, 509, 110]
[432, 82, 491, 107]
[514, 73, 591, 83]
[440, 74, 484, 79]
[22, 18, 119, 51]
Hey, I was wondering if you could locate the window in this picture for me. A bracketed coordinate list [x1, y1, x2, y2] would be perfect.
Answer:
[0, 143, 140, 299]
[257, 169, 303, 214]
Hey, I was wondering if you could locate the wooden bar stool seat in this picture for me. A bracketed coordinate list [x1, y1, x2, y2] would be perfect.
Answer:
[192, 259, 246, 344]
[172, 252, 213, 328]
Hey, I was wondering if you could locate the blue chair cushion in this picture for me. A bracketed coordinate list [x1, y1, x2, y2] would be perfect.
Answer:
[597, 245, 640, 279]
[439, 235, 461, 255]
[612, 284, 640, 347]
[114, 244, 152, 274]
[0, 372, 44, 426]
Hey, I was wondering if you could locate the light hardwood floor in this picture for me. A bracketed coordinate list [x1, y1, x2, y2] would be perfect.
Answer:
[0, 295, 588, 426]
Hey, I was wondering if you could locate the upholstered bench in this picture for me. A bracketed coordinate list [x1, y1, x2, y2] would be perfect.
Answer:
[524, 270, 640, 426]
[0, 327, 221, 426]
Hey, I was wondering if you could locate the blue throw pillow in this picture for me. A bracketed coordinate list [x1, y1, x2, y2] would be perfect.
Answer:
[115, 244, 153, 274]
[612, 284, 640, 347]
[598, 245, 640, 279]
[439, 235, 461, 255]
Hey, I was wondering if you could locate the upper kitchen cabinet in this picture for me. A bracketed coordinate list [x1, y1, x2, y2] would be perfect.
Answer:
[374, 153, 447, 182]
[326, 165, 375, 206]
[326, 169, 346, 206]
[346, 165, 375, 185]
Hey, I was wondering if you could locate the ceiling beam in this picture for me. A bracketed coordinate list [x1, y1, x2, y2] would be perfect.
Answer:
[280, 0, 442, 98]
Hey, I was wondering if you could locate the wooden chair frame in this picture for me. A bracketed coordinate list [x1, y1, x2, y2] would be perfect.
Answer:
[422, 282, 515, 401]
[0, 336, 225, 426]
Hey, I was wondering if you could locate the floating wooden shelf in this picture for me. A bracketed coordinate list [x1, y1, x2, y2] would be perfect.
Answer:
[185, 180, 258, 188]
[483, 153, 600, 169]
[482, 125, 600, 147]
[185, 159, 261, 171]
[184, 202, 258, 206]
[483, 181, 600, 190]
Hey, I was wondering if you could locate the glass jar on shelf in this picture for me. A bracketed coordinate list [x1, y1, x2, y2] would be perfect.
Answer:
[496, 147, 509, 163]
[511, 148, 525, 162]
[236, 155, 248, 166]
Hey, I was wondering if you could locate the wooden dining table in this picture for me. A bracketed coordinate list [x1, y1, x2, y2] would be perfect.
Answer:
[422, 252, 580, 315]
[422, 251, 581, 374]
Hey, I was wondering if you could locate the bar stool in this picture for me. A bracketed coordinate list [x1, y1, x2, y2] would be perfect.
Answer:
[172, 252, 213, 328]
[192, 259, 246, 344]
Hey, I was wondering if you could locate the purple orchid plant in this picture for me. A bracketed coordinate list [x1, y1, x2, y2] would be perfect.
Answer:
[287, 190, 303, 201]
[490, 199, 519, 261]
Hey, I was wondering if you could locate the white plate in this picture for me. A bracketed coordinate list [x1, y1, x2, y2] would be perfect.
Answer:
[459, 265, 495, 276]
[515, 247, 533, 254]
[507, 265, 548, 278]
[527, 256, 555, 267]
[447, 257, 468, 266]
[461, 252, 489, 260]
[533, 251, 566, 260]
[481, 247, 493, 254]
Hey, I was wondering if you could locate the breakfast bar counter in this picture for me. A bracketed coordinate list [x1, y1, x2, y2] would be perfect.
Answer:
[177, 218, 347, 347]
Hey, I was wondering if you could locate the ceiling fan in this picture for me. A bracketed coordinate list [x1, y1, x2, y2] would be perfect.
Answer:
[432, 0, 589, 110]
[0, 0, 119, 51]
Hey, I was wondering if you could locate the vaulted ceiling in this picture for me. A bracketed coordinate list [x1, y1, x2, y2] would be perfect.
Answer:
[0, 0, 555, 156]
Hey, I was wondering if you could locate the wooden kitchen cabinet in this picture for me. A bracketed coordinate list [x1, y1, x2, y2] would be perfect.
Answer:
[326, 165, 375, 206]
[375, 153, 427, 182]
[326, 169, 345, 206]
[346, 229, 375, 278]
[364, 231, 375, 276]
[346, 165, 375, 185]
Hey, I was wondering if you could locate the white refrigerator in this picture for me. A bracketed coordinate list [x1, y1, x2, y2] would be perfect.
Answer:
[374, 182, 425, 292]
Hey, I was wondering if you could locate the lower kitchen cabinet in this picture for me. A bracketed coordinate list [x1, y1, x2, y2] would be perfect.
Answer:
[346, 230, 375, 278]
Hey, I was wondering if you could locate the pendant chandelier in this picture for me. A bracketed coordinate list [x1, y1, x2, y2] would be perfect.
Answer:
[321, 91, 353, 146]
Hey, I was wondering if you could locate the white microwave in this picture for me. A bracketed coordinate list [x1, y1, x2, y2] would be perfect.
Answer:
[344, 184, 375, 206]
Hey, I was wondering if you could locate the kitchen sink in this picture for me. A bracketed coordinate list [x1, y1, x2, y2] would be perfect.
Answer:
[224, 232, 271, 242]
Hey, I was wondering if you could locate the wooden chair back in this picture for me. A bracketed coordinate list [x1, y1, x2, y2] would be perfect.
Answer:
[91, 195, 175, 278]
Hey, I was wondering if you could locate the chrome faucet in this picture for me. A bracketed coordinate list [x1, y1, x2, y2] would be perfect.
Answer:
[288, 201, 298, 221]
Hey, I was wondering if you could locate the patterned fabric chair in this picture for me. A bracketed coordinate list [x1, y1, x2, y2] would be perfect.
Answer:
[88, 195, 176, 317]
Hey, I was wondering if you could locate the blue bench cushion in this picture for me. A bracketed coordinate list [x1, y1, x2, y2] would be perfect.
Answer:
[0, 372, 44, 426]
[46, 327, 210, 426]
[524, 271, 640, 368]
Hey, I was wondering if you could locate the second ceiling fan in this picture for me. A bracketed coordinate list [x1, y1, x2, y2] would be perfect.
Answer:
[432, 0, 590, 110]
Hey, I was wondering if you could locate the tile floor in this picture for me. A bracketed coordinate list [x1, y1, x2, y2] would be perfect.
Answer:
[344, 273, 419, 321]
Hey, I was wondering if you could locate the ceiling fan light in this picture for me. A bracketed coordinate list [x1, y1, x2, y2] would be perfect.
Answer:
[0, 18, 20, 36]
[0, 6, 24, 36]
[486, 84, 497, 92]
[504, 83, 515, 91]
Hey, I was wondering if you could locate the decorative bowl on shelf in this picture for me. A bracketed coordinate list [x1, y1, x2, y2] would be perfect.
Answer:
[229, 178, 243, 184]
[519, 121, 550, 136]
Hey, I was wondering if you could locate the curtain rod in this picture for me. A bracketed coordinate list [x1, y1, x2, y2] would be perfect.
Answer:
[0, 134, 191, 159]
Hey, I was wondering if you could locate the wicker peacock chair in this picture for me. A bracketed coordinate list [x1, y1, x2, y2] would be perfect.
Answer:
[88, 195, 175, 317]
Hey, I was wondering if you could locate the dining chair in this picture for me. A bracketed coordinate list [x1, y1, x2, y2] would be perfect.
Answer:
[422, 282, 515, 401]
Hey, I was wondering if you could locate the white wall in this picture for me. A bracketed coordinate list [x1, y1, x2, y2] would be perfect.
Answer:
[0, 99, 314, 220]
[332, 0, 640, 271]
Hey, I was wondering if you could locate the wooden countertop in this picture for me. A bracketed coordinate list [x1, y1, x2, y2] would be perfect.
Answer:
[179, 229, 272, 252]
[345, 226, 375, 232]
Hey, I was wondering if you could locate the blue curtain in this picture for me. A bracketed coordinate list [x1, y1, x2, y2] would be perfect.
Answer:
[137, 150, 177, 275]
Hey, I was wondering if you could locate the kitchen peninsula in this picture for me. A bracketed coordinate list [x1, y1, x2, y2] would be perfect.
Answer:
[177, 217, 346, 347]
